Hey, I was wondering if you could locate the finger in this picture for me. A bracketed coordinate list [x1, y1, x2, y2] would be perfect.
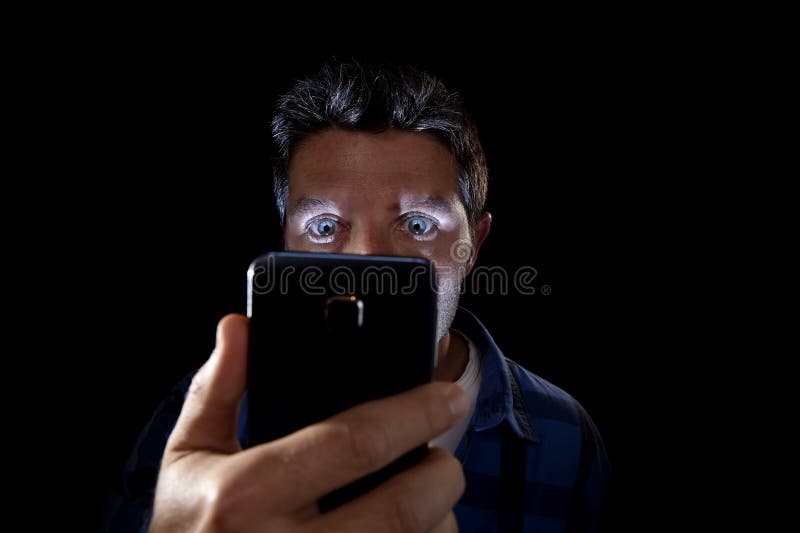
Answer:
[165, 314, 249, 458]
[231, 381, 468, 507]
[430, 511, 459, 533]
[307, 447, 465, 533]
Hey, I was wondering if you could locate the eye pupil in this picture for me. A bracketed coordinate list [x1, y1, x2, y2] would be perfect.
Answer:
[408, 217, 428, 235]
[316, 219, 335, 236]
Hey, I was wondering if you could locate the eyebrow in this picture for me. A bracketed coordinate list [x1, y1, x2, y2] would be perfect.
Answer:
[287, 195, 456, 218]
[286, 197, 335, 218]
[398, 196, 456, 214]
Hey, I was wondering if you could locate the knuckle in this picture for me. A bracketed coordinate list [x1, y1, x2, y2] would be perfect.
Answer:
[422, 385, 451, 434]
[387, 492, 425, 533]
[188, 366, 208, 399]
[439, 511, 459, 533]
[343, 419, 390, 471]
[422, 401, 443, 436]
[440, 452, 466, 496]
[429, 449, 466, 498]
[199, 478, 241, 532]
[450, 459, 466, 497]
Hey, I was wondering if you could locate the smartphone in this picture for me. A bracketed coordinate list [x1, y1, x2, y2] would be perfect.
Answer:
[246, 251, 438, 511]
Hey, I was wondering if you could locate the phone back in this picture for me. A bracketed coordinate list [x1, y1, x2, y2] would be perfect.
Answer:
[246, 251, 438, 509]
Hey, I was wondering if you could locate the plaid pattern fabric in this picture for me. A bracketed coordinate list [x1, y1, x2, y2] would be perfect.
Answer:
[106, 308, 609, 532]
[449, 308, 610, 532]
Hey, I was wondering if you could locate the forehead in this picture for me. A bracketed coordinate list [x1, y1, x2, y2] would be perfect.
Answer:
[287, 129, 459, 200]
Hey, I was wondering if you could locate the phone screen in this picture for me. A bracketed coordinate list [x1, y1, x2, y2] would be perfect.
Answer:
[246, 251, 438, 510]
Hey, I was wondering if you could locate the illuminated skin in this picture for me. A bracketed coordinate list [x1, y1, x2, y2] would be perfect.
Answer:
[284, 128, 492, 382]
[149, 128, 482, 530]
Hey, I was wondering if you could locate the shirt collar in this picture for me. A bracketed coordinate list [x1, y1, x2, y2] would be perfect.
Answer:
[452, 307, 540, 444]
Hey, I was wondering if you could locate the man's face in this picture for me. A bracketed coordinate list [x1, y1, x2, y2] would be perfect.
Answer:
[283, 128, 485, 339]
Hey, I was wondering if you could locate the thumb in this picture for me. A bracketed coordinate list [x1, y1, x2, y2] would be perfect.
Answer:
[165, 314, 249, 458]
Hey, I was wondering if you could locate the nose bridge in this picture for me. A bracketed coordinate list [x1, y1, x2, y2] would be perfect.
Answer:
[344, 222, 392, 256]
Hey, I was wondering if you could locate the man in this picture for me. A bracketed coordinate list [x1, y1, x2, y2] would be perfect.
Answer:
[107, 60, 610, 532]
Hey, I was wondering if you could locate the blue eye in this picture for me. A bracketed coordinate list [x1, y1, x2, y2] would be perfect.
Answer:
[407, 216, 429, 235]
[315, 218, 336, 237]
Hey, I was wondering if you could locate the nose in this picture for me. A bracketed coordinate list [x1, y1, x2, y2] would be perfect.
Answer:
[342, 226, 395, 256]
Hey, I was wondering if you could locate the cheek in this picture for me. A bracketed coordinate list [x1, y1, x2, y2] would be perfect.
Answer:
[428, 235, 472, 280]
[283, 232, 302, 250]
[283, 231, 320, 252]
[392, 229, 470, 265]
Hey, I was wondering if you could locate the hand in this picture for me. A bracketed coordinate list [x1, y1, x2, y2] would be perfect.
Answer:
[149, 314, 468, 532]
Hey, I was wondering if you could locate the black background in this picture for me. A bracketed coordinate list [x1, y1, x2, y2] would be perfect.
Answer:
[55, 28, 707, 532]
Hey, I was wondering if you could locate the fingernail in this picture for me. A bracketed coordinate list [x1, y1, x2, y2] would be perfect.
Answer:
[447, 384, 468, 418]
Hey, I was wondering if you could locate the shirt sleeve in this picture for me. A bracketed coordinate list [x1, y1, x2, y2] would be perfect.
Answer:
[566, 401, 612, 533]
[104, 371, 196, 533]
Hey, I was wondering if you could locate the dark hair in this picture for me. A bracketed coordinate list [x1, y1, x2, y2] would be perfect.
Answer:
[271, 60, 488, 232]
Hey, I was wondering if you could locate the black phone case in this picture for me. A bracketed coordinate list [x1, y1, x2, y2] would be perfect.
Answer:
[246, 251, 438, 511]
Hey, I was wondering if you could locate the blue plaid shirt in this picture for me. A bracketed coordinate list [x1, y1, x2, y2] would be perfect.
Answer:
[107, 307, 610, 532]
